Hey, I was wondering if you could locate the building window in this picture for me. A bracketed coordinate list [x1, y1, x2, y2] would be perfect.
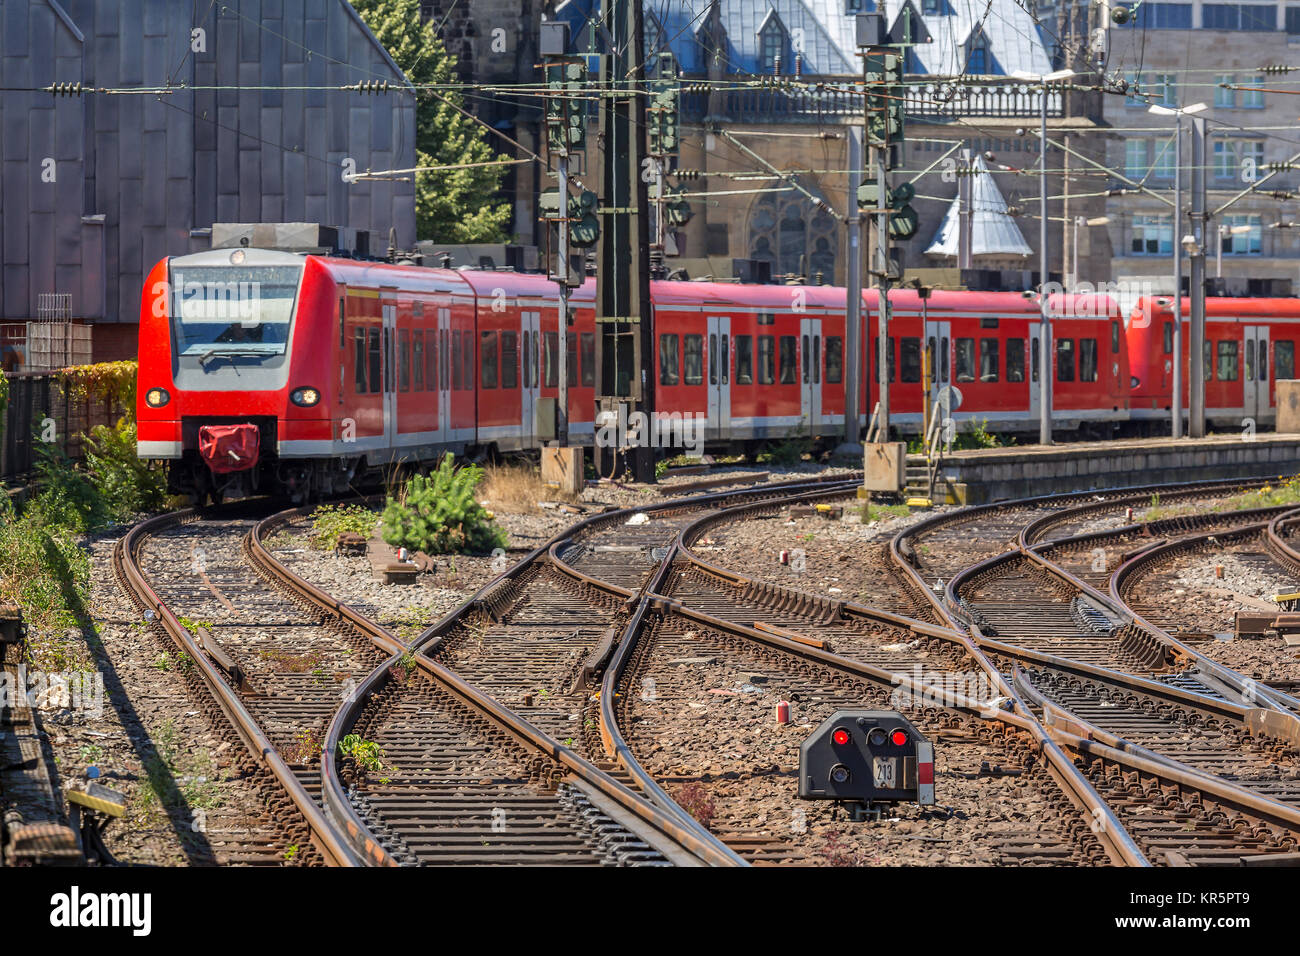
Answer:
[1222, 214, 1263, 255]
[1215, 140, 1265, 181]
[1204, 4, 1277, 29]
[1215, 74, 1235, 108]
[1288, 7, 1300, 33]
[748, 192, 838, 281]
[1151, 136, 1176, 179]
[1125, 72, 1176, 107]
[1242, 4, 1278, 29]
[759, 18, 786, 74]
[1241, 74, 1266, 108]
[1119, 2, 1193, 26]
[1131, 215, 1173, 255]
[1125, 139, 1149, 179]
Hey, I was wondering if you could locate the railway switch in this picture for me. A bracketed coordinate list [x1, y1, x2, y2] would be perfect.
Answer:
[799, 711, 934, 820]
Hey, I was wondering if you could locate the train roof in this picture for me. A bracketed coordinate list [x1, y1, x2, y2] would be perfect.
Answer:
[1131, 295, 1300, 319]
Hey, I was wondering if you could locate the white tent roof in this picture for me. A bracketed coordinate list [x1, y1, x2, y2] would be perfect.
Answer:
[925, 155, 1032, 258]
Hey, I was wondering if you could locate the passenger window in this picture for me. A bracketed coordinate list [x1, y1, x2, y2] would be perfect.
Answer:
[479, 331, 498, 389]
[901, 337, 921, 383]
[1056, 338, 1075, 382]
[368, 328, 382, 394]
[825, 336, 843, 384]
[660, 334, 680, 386]
[940, 338, 949, 383]
[567, 332, 577, 388]
[580, 332, 595, 387]
[1162, 322, 1173, 354]
[709, 333, 718, 386]
[427, 330, 437, 391]
[543, 332, 558, 388]
[1218, 340, 1238, 381]
[463, 331, 475, 390]
[758, 335, 775, 385]
[954, 338, 975, 383]
[779, 336, 798, 385]
[1080, 338, 1098, 383]
[354, 328, 367, 393]
[399, 329, 411, 392]
[813, 336, 820, 384]
[1259, 340, 1268, 382]
[721, 334, 729, 384]
[1111, 319, 1120, 354]
[501, 331, 518, 389]
[684, 334, 704, 386]
[801, 334, 810, 384]
[413, 331, 424, 391]
[451, 331, 462, 390]
[979, 338, 999, 383]
[1006, 338, 1025, 383]
[1277, 340, 1295, 380]
[736, 335, 754, 385]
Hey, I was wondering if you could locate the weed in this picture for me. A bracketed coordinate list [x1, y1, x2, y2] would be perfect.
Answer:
[819, 829, 868, 866]
[338, 733, 390, 777]
[673, 783, 716, 828]
[78, 743, 105, 764]
[280, 730, 323, 765]
[308, 504, 377, 551]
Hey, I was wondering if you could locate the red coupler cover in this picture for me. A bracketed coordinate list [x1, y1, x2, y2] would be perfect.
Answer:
[198, 424, 260, 474]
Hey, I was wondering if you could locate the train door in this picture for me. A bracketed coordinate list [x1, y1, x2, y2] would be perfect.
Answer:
[521, 310, 541, 446]
[1244, 325, 1271, 422]
[437, 307, 451, 442]
[381, 294, 398, 452]
[925, 318, 951, 426]
[707, 315, 731, 440]
[800, 317, 823, 431]
[1028, 322, 1041, 424]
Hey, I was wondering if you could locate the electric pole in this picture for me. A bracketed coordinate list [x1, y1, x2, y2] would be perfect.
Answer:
[839, 126, 864, 454]
[1172, 114, 1183, 439]
[1189, 116, 1208, 438]
[595, 0, 655, 482]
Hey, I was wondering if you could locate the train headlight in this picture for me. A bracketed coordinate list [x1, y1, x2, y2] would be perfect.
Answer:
[829, 764, 851, 785]
[145, 387, 170, 408]
[290, 387, 321, 407]
[1130, 376, 1140, 389]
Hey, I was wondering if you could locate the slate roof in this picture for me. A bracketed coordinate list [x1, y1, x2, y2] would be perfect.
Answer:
[925, 154, 1033, 257]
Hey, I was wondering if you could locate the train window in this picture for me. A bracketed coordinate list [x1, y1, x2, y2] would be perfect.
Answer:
[581, 333, 596, 386]
[368, 328, 382, 394]
[427, 330, 437, 391]
[736, 336, 754, 384]
[709, 333, 718, 386]
[413, 332, 424, 391]
[464, 331, 475, 390]
[1258, 340, 1267, 382]
[1056, 339, 1075, 382]
[383, 328, 393, 392]
[1162, 322, 1173, 354]
[954, 338, 976, 383]
[567, 332, 578, 388]
[1006, 338, 1025, 382]
[901, 337, 921, 383]
[1111, 319, 1121, 353]
[522, 332, 532, 389]
[399, 330, 411, 392]
[1245, 340, 1255, 382]
[779, 336, 798, 385]
[1277, 340, 1295, 380]
[660, 334, 680, 386]
[1031, 337, 1039, 383]
[479, 331, 498, 389]
[354, 328, 367, 393]
[887, 338, 896, 383]
[813, 336, 820, 385]
[684, 334, 704, 385]
[979, 338, 999, 383]
[825, 336, 843, 383]
[980, 317, 999, 329]
[721, 334, 729, 385]
[1204, 340, 1212, 380]
[1217, 341, 1238, 381]
[438, 330, 447, 391]
[941, 338, 949, 383]
[339, 300, 346, 348]
[1080, 338, 1098, 382]
[501, 331, 518, 389]
[544, 332, 559, 388]
[452, 331, 462, 390]
[757, 312, 775, 326]
[801, 335, 810, 384]
[758, 336, 775, 385]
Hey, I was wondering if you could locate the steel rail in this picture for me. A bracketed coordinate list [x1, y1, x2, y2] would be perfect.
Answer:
[114, 507, 368, 867]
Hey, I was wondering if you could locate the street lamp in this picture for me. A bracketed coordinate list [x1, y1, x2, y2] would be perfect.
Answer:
[1149, 101, 1206, 440]
[1012, 69, 1077, 446]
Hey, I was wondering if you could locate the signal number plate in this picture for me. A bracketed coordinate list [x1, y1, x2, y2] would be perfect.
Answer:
[872, 757, 898, 789]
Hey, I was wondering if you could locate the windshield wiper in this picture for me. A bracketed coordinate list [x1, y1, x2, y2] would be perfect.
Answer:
[197, 349, 273, 370]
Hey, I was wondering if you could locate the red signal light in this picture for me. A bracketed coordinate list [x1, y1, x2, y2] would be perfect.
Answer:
[890, 729, 908, 746]
[832, 728, 851, 746]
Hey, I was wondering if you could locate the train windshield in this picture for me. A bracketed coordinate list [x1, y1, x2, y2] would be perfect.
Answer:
[168, 264, 302, 359]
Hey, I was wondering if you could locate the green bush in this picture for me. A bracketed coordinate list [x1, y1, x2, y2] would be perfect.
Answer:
[381, 454, 506, 555]
[308, 503, 378, 550]
[85, 417, 167, 518]
[0, 503, 92, 668]
[27, 441, 108, 534]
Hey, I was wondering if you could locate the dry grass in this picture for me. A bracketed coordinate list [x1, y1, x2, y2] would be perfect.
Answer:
[480, 462, 580, 514]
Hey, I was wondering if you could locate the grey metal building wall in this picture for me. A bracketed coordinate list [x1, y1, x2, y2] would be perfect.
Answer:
[1, 0, 416, 332]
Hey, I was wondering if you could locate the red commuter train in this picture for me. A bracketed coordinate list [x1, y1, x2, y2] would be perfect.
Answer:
[1128, 295, 1300, 431]
[136, 247, 1132, 501]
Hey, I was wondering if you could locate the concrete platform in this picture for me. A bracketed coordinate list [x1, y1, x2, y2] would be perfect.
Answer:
[928, 433, 1300, 504]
